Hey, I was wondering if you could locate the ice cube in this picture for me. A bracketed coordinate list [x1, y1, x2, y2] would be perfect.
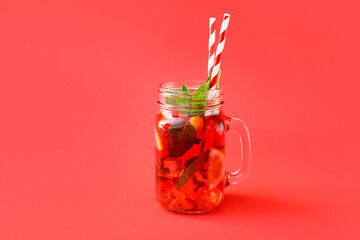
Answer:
[193, 187, 223, 211]
[201, 118, 225, 151]
[161, 186, 186, 209]
[193, 171, 208, 191]
[179, 197, 196, 210]
[158, 158, 183, 178]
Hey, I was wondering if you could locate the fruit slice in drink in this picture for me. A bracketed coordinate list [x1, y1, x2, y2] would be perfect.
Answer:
[207, 148, 225, 189]
[154, 127, 163, 151]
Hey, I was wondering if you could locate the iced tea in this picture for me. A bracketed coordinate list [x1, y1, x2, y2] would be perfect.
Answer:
[155, 111, 227, 213]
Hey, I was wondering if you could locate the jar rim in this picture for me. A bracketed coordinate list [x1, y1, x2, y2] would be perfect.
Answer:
[159, 80, 222, 94]
[158, 80, 223, 117]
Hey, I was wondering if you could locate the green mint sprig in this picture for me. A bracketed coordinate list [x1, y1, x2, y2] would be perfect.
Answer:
[175, 85, 191, 107]
[166, 71, 221, 116]
[165, 85, 191, 108]
[191, 80, 210, 108]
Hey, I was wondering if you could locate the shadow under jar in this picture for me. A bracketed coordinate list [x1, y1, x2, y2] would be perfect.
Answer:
[155, 80, 251, 213]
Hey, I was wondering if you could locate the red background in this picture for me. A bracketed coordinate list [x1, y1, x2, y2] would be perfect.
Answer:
[0, 0, 359, 239]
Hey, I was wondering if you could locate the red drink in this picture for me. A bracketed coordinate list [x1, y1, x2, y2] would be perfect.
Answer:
[155, 111, 228, 213]
[155, 80, 251, 213]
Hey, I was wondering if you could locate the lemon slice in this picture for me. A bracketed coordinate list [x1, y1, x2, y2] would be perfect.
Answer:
[208, 148, 225, 189]
[154, 127, 163, 151]
[190, 117, 203, 130]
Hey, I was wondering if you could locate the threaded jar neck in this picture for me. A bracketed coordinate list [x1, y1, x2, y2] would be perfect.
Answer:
[158, 80, 224, 117]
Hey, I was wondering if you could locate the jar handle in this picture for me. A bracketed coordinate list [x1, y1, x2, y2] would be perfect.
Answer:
[225, 117, 251, 186]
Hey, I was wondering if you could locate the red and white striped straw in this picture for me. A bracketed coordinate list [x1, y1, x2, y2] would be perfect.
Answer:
[210, 13, 230, 89]
[208, 17, 216, 78]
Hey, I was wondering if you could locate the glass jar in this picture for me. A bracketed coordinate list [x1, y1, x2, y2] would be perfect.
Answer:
[155, 81, 251, 213]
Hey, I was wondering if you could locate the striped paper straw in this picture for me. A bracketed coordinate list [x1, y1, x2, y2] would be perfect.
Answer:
[208, 17, 216, 78]
[210, 13, 230, 89]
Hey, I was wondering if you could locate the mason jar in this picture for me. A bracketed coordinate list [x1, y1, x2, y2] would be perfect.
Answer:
[155, 80, 251, 213]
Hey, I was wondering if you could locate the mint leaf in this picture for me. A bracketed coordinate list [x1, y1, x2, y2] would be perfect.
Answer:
[191, 80, 210, 108]
[166, 85, 191, 108]
[181, 85, 189, 92]
[216, 70, 221, 89]
[177, 151, 209, 189]
[167, 120, 196, 157]
[166, 95, 177, 106]
[175, 85, 191, 107]
[178, 156, 200, 188]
